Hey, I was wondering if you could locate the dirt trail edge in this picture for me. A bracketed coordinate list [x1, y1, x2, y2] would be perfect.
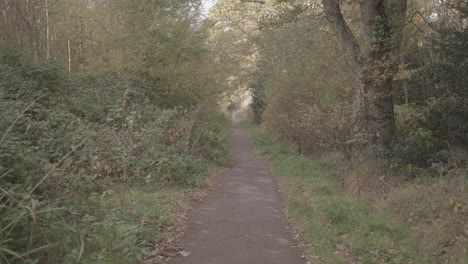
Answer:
[170, 118, 304, 264]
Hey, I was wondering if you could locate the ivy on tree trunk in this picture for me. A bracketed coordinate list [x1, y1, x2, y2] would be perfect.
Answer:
[322, 0, 407, 146]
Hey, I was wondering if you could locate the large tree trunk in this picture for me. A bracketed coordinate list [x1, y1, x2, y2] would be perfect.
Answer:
[322, 0, 407, 146]
[353, 62, 396, 146]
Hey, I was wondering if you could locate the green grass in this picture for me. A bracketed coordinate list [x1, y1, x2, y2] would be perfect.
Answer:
[243, 121, 420, 263]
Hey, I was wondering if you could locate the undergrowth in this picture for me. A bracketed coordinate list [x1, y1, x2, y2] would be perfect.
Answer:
[0, 54, 230, 264]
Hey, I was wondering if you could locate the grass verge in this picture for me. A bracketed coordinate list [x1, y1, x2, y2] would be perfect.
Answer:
[243, 121, 421, 264]
[80, 166, 223, 264]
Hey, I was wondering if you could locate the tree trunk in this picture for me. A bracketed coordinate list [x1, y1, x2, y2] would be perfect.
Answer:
[79, 15, 84, 71]
[67, 13, 71, 74]
[45, 0, 49, 60]
[322, 0, 407, 146]
[352, 63, 396, 146]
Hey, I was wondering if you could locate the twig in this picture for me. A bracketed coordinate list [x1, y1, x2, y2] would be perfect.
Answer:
[0, 169, 12, 180]
[0, 185, 19, 205]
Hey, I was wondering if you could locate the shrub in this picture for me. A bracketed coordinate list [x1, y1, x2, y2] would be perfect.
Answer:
[250, 81, 266, 124]
[389, 128, 444, 167]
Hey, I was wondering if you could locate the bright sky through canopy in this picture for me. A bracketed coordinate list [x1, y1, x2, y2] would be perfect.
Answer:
[201, 0, 217, 18]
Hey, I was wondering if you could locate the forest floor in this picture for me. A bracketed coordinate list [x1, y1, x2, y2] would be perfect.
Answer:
[168, 118, 304, 264]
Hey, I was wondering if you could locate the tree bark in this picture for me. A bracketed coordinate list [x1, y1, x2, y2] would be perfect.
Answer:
[322, 0, 407, 146]
[45, 0, 49, 60]
[67, 12, 71, 74]
[322, 0, 363, 72]
[353, 61, 396, 146]
[79, 15, 84, 71]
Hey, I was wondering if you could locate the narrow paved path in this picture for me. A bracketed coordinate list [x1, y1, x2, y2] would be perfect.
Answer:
[170, 119, 304, 264]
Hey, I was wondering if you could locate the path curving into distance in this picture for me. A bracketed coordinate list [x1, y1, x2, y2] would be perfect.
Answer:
[169, 118, 304, 264]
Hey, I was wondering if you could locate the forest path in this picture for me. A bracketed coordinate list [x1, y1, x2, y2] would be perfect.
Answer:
[169, 118, 304, 264]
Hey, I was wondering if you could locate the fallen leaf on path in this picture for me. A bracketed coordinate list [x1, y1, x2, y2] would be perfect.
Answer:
[178, 251, 191, 257]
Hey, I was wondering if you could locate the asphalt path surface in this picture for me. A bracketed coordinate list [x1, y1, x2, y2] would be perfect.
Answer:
[170, 119, 304, 264]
